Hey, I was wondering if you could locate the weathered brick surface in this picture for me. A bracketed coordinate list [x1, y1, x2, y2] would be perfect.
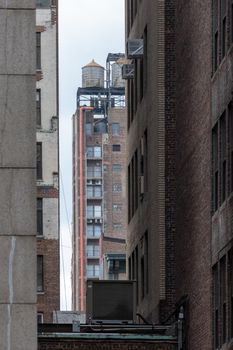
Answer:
[38, 339, 176, 350]
[37, 239, 60, 322]
[175, 0, 212, 349]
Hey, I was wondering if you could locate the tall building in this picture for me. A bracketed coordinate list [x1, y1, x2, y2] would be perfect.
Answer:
[125, 0, 176, 324]
[72, 54, 127, 312]
[126, 0, 233, 349]
[0, 1, 37, 349]
[36, 0, 60, 322]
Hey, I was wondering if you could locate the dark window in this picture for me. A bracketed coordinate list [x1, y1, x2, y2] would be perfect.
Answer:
[135, 246, 139, 305]
[141, 255, 144, 299]
[145, 231, 149, 294]
[229, 103, 233, 193]
[36, 0, 50, 7]
[220, 257, 226, 345]
[36, 32, 41, 70]
[112, 144, 121, 152]
[37, 255, 44, 292]
[37, 198, 43, 236]
[37, 313, 44, 324]
[36, 89, 41, 127]
[222, 16, 226, 58]
[213, 265, 219, 349]
[212, 124, 218, 211]
[213, 0, 218, 72]
[220, 113, 226, 204]
[228, 249, 233, 339]
[37, 142, 42, 180]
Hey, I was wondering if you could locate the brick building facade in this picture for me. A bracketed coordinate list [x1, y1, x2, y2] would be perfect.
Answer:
[72, 55, 127, 312]
[126, 0, 233, 349]
[126, 0, 176, 323]
[36, 0, 60, 322]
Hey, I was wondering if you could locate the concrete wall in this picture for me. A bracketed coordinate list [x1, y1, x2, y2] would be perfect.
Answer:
[0, 1, 37, 349]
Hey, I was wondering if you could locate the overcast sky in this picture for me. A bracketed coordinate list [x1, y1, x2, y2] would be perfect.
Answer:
[59, 0, 125, 310]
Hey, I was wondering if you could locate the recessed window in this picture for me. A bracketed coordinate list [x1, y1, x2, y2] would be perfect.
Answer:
[36, 32, 41, 70]
[113, 223, 122, 230]
[113, 204, 122, 211]
[112, 164, 122, 172]
[113, 183, 122, 192]
[37, 142, 42, 180]
[112, 144, 121, 152]
[112, 123, 120, 136]
[37, 198, 43, 236]
[36, 89, 41, 128]
[86, 264, 100, 278]
[37, 255, 44, 292]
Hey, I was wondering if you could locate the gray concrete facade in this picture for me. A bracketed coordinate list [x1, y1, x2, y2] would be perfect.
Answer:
[0, 1, 36, 349]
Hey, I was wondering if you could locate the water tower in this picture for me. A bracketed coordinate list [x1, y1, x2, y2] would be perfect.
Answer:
[82, 59, 105, 88]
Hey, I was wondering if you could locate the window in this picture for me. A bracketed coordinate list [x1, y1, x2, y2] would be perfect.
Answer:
[36, 0, 50, 7]
[85, 123, 92, 135]
[94, 146, 101, 158]
[37, 198, 43, 236]
[87, 146, 102, 158]
[37, 255, 44, 292]
[228, 249, 233, 339]
[213, 0, 218, 72]
[112, 164, 122, 172]
[86, 244, 99, 258]
[220, 256, 226, 345]
[113, 223, 122, 230]
[113, 183, 122, 192]
[213, 265, 219, 349]
[112, 123, 120, 136]
[86, 224, 101, 237]
[212, 124, 218, 211]
[220, 113, 226, 204]
[37, 142, 42, 180]
[87, 165, 102, 178]
[36, 89, 41, 127]
[86, 264, 100, 278]
[87, 205, 102, 218]
[87, 185, 102, 198]
[37, 313, 44, 324]
[36, 32, 41, 70]
[221, 0, 227, 59]
[229, 103, 233, 193]
[112, 144, 121, 152]
[113, 204, 122, 211]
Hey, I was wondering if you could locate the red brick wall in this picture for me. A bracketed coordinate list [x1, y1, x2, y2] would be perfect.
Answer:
[37, 239, 60, 322]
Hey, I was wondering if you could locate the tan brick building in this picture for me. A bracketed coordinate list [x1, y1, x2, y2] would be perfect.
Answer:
[36, 0, 60, 322]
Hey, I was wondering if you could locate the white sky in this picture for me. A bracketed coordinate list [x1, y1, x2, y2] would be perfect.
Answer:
[59, 0, 125, 310]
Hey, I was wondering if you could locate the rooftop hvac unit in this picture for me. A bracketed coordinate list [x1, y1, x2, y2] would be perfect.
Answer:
[122, 64, 134, 79]
[86, 280, 136, 324]
[127, 39, 143, 59]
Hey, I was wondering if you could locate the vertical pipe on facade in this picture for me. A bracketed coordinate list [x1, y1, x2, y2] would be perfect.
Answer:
[79, 107, 93, 312]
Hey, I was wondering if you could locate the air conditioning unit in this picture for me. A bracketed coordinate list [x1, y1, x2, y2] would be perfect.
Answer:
[87, 180, 92, 184]
[87, 219, 93, 223]
[127, 39, 143, 59]
[95, 180, 102, 185]
[139, 175, 144, 196]
[122, 64, 134, 80]
[86, 280, 136, 324]
[95, 218, 102, 224]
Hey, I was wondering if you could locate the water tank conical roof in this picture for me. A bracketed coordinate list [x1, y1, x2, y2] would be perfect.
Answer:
[82, 59, 105, 88]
